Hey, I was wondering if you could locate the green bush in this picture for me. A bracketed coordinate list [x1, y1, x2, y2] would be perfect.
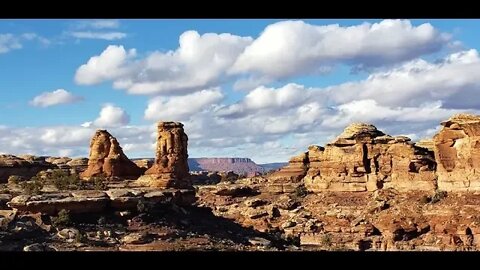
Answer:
[92, 176, 108, 190]
[21, 177, 43, 195]
[48, 170, 82, 190]
[51, 209, 71, 227]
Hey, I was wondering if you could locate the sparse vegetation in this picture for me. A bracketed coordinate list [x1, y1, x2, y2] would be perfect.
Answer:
[51, 209, 72, 227]
[321, 233, 332, 247]
[75, 232, 86, 243]
[49, 170, 83, 190]
[137, 199, 147, 213]
[92, 176, 108, 190]
[431, 190, 447, 204]
[21, 177, 44, 195]
[294, 185, 308, 198]
[97, 216, 106, 225]
[7, 175, 25, 185]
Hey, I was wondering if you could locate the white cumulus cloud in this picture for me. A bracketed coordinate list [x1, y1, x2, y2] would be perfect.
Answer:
[230, 19, 449, 80]
[75, 45, 137, 85]
[74, 31, 252, 95]
[145, 88, 224, 121]
[30, 89, 83, 107]
[93, 104, 130, 128]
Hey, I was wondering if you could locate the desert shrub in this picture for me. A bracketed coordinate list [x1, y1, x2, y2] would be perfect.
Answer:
[431, 190, 447, 204]
[7, 175, 25, 185]
[21, 177, 44, 195]
[51, 209, 71, 227]
[92, 176, 108, 190]
[137, 199, 147, 213]
[75, 232, 86, 243]
[294, 185, 308, 198]
[321, 233, 332, 247]
[48, 170, 83, 190]
[97, 216, 106, 225]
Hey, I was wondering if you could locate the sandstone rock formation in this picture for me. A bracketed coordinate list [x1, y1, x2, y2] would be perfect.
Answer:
[80, 130, 144, 180]
[433, 114, 480, 192]
[269, 123, 436, 193]
[66, 158, 89, 173]
[267, 152, 310, 193]
[137, 122, 191, 188]
[305, 123, 436, 192]
[45, 157, 72, 170]
[0, 155, 55, 183]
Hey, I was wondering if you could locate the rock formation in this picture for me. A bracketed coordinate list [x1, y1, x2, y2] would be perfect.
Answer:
[433, 114, 480, 192]
[137, 122, 191, 188]
[0, 155, 55, 183]
[270, 123, 437, 193]
[305, 123, 436, 192]
[267, 152, 310, 193]
[80, 130, 144, 180]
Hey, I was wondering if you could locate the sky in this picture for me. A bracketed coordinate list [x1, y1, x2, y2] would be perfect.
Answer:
[1, 19, 480, 163]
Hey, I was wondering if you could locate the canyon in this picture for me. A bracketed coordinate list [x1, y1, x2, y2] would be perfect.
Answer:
[2, 114, 480, 251]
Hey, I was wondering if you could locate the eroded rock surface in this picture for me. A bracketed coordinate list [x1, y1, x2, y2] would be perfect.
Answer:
[137, 122, 191, 189]
[80, 130, 144, 180]
[0, 155, 55, 183]
[433, 114, 480, 191]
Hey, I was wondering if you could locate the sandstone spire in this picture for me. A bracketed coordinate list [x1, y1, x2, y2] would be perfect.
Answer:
[80, 130, 144, 180]
[137, 122, 191, 188]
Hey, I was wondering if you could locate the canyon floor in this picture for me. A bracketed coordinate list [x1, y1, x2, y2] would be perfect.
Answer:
[2, 178, 480, 251]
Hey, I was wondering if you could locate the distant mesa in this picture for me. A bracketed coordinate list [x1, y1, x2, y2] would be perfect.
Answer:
[188, 158, 285, 176]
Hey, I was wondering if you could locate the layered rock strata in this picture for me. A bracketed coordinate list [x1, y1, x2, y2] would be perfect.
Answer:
[80, 130, 144, 180]
[137, 122, 191, 189]
[433, 114, 480, 192]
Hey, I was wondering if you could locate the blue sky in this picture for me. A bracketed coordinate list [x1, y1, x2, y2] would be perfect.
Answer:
[1, 19, 480, 163]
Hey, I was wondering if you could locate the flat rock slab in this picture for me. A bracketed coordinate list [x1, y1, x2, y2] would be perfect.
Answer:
[7, 188, 196, 214]
[71, 190, 108, 199]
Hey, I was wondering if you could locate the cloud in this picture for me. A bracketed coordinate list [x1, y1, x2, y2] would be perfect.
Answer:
[320, 99, 472, 129]
[217, 83, 313, 118]
[326, 49, 480, 109]
[21, 33, 51, 46]
[74, 31, 253, 95]
[0, 124, 155, 158]
[93, 104, 130, 128]
[1, 33, 52, 54]
[77, 20, 120, 29]
[70, 31, 127, 40]
[0, 34, 22, 53]
[230, 19, 449, 80]
[30, 89, 83, 107]
[75, 45, 137, 85]
[145, 88, 224, 121]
